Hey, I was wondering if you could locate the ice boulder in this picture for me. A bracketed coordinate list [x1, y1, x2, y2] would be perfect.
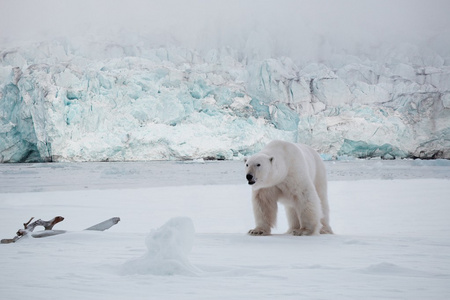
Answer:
[121, 217, 200, 276]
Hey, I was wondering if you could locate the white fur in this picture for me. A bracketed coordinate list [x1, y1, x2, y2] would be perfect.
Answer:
[245, 140, 333, 236]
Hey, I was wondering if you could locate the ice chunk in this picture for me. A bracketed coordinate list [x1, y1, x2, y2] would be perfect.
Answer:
[121, 217, 200, 276]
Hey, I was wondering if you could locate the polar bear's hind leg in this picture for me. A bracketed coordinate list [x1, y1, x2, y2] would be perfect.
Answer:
[285, 207, 301, 234]
[294, 191, 322, 236]
[316, 179, 333, 234]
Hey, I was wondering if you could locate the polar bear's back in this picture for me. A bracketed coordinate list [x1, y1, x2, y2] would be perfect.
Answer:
[262, 140, 326, 183]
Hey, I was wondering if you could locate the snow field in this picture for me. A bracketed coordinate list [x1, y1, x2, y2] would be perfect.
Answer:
[1, 174, 450, 299]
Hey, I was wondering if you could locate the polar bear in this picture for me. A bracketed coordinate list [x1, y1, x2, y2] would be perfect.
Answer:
[245, 140, 333, 236]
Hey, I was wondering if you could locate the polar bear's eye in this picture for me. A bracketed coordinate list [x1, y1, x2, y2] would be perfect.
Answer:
[246, 164, 248, 167]
[257, 164, 261, 167]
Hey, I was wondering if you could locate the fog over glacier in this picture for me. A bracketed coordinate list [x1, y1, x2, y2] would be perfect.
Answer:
[1, 0, 449, 162]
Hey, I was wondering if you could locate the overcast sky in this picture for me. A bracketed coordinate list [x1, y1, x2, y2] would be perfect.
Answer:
[1, 0, 449, 59]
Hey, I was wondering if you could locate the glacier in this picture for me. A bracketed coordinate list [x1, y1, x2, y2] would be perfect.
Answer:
[1, 2, 450, 162]
[1, 38, 449, 162]
[1, 37, 449, 162]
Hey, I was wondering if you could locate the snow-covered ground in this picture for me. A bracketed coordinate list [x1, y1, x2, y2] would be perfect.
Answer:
[1, 160, 449, 299]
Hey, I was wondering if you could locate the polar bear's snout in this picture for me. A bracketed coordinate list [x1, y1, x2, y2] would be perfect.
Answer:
[246, 173, 256, 185]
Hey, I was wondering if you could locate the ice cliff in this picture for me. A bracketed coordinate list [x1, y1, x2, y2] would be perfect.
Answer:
[1, 35, 449, 162]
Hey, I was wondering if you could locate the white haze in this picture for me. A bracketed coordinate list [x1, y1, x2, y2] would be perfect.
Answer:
[1, 0, 449, 62]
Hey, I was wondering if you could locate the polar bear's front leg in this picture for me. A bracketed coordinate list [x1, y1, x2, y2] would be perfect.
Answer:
[248, 188, 279, 236]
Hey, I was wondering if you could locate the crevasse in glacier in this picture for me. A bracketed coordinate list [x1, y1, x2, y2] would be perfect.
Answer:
[0, 36, 449, 162]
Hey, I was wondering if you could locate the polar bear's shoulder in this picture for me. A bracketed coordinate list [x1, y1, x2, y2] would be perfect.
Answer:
[262, 140, 322, 167]
[263, 140, 294, 153]
[263, 140, 307, 156]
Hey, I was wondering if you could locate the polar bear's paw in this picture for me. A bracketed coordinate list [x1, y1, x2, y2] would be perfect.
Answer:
[320, 225, 334, 234]
[289, 227, 319, 236]
[289, 228, 307, 236]
[287, 228, 301, 235]
[248, 228, 270, 236]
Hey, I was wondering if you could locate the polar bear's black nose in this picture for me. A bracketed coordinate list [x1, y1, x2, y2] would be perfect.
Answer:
[246, 174, 253, 181]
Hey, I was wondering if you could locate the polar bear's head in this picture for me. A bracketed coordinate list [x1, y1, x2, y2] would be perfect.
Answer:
[245, 153, 274, 189]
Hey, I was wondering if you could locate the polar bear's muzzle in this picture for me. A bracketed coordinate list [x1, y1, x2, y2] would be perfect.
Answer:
[246, 174, 256, 185]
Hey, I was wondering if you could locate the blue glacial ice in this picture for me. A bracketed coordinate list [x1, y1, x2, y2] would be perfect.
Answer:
[1, 32, 449, 162]
[1, 38, 449, 162]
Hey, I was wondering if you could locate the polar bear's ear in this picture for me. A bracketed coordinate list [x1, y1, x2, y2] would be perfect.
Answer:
[270, 157, 274, 163]
[244, 157, 248, 163]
